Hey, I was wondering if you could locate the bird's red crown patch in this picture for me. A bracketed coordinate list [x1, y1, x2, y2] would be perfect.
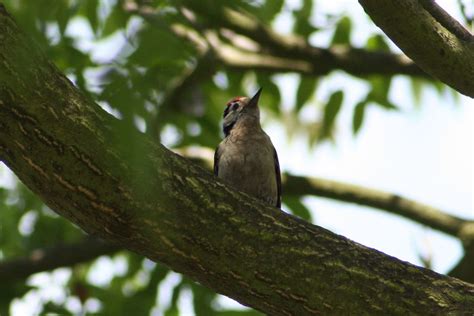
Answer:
[226, 96, 245, 107]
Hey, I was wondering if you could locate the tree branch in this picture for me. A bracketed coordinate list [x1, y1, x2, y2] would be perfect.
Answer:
[1, 5, 474, 314]
[359, 0, 474, 97]
[2, 152, 473, 285]
[283, 174, 472, 238]
[419, 0, 473, 41]
[130, 2, 428, 79]
[0, 238, 120, 283]
[203, 5, 427, 78]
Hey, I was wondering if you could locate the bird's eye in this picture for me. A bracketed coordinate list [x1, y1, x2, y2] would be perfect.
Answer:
[231, 103, 239, 111]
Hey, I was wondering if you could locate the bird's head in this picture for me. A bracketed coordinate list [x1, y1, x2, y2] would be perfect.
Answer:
[222, 88, 262, 136]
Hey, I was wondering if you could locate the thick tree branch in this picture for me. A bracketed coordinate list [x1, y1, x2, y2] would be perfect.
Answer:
[1, 5, 474, 314]
[1, 232, 473, 285]
[2, 154, 473, 284]
[359, 0, 474, 97]
[0, 238, 120, 283]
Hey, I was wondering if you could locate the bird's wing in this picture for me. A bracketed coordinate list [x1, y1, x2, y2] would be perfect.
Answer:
[273, 146, 282, 208]
[213, 145, 221, 176]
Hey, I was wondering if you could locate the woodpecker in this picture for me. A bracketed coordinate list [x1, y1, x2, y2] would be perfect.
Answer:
[214, 88, 281, 208]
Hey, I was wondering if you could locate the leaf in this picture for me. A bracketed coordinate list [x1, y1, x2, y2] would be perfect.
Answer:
[226, 71, 245, 95]
[258, 0, 284, 21]
[352, 101, 367, 135]
[102, 4, 130, 37]
[365, 34, 390, 52]
[410, 77, 423, 106]
[295, 76, 317, 112]
[56, 4, 76, 36]
[297, 0, 313, 20]
[82, 0, 99, 35]
[256, 75, 281, 114]
[293, 0, 319, 38]
[164, 283, 184, 316]
[129, 26, 194, 68]
[367, 76, 397, 110]
[284, 196, 312, 221]
[331, 16, 352, 45]
[321, 90, 344, 138]
[191, 282, 217, 316]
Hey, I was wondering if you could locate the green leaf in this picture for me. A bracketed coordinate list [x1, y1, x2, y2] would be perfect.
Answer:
[410, 78, 423, 106]
[295, 76, 317, 112]
[258, 0, 284, 21]
[256, 75, 281, 114]
[293, 0, 319, 38]
[321, 90, 344, 138]
[432, 80, 446, 95]
[331, 16, 352, 45]
[352, 101, 367, 135]
[284, 197, 312, 221]
[102, 4, 130, 37]
[164, 283, 184, 316]
[56, 4, 76, 36]
[365, 34, 390, 52]
[191, 282, 217, 316]
[0, 283, 34, 313]
[226, 71, 245, 96]
[82, 0, 99, 35]
[367, 76, 397, 110]
[129, 26, 194, 68]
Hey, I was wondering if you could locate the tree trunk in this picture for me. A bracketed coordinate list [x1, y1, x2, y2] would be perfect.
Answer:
[0, 5, 473, 315]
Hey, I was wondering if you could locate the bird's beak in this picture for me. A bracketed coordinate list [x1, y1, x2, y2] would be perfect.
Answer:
[247, 88, 262, 108]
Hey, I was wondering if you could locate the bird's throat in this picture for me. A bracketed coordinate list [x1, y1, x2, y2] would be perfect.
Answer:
[224, 116, 261, 138]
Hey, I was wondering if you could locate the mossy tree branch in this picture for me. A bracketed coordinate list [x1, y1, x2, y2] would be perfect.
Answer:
[1, 5, 474, 315]
[358, 0, 474, 97]
[1, 158, 473, 284]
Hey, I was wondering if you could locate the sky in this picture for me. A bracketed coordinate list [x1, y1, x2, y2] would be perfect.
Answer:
[5, 0, 474, 314]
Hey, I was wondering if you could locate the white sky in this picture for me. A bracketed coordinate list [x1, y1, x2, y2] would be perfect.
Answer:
[7, 0, 474, 314]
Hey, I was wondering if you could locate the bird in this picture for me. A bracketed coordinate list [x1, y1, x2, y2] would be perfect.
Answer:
[214, 88, 281, 208]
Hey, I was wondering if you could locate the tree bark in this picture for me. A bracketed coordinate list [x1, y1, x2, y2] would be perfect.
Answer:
[1, 5, 474, 315]
[1, 164, 473, 284]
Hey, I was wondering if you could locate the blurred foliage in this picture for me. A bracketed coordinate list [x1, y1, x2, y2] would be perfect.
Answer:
[0, 0, 449, 314]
